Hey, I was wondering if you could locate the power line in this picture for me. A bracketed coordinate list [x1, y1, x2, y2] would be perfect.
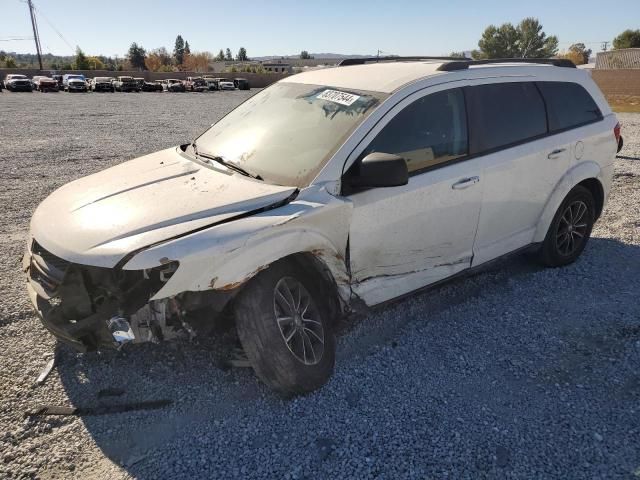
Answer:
[0, 36, 34, 41]
[30, 1, 76, 54]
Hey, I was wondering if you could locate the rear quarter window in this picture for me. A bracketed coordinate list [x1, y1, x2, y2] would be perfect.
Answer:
[536, 81, 602, 132]
[466, 82, 547, 154]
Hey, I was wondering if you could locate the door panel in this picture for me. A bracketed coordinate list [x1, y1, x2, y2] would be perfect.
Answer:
[348, 160, 482, 305]
[471, 139, 570, 265]
[465, 81, 571, 266]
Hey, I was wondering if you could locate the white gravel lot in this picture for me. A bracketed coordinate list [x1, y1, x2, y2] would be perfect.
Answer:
[0, 92, 638, 479]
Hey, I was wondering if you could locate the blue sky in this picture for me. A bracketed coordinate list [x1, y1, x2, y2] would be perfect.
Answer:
[2, 0, 639, 58]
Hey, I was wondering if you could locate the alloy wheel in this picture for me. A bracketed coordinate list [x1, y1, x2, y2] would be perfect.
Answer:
[556, 200, 589, 256]
[273, 277, 324, 365]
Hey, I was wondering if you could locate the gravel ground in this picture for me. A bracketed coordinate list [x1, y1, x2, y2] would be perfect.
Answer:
[0, 92, 639, 480]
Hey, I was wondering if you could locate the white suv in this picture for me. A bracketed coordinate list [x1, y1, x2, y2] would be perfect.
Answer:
[24, 58, 619, 395]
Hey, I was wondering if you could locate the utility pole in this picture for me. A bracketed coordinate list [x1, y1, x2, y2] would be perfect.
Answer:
[27, 0, 43, 70]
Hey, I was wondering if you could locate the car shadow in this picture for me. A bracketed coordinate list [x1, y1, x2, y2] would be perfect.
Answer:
[47, 236, 639, 477]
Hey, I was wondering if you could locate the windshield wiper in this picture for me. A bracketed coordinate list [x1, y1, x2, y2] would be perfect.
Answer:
[191, 143, 262, 180]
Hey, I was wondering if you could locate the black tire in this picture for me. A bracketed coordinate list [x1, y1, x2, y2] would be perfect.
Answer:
[234, 261, 336, 396]
[538, 185, 595, 267]
[617, 136, 624, 153]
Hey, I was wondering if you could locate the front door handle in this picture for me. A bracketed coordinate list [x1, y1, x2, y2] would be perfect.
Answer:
[451, 176, 480, 190]
[548, 148, 566, 159]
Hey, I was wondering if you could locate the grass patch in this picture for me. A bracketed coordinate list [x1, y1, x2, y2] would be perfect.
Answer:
[607, 95, 640, 113]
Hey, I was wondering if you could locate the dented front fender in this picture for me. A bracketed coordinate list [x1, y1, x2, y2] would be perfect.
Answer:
[122, 186, 353, 302]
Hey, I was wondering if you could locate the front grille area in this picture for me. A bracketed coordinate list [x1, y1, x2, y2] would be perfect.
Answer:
[29, 241, 71, 298]
[32, 241, 71, 271]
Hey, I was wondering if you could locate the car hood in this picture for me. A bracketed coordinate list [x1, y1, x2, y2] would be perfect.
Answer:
[30, 147, 297, 268]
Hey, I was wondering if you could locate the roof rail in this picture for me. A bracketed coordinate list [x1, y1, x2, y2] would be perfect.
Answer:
[338, 56, 469, 67]
[436, 58, 576, 71]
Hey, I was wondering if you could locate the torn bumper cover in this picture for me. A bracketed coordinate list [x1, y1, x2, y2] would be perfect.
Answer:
[24, 240, 232, 352]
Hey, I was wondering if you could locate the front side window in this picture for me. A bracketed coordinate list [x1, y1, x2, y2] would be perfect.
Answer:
[194, 82, 386, 187]
[466, 82, 547, 154]
[537, 81, 602, 132]
[361, 88, 468, 173]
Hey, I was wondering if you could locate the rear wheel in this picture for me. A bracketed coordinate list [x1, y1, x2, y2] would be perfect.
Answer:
[538, 185, 595, 267]
[234, 261, 335, 396]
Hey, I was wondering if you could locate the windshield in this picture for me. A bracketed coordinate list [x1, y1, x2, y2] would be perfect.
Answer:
[12, 75, 27, 79]
[95, 77, 111, 82]
[194, 82, 386, 187]
[68, 75, 84, 80]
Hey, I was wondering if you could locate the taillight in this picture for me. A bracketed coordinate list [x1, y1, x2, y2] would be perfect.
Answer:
[614, 122, 621, 143]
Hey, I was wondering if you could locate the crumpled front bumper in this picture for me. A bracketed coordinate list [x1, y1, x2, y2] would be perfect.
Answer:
[25, 279, 117, 352]
[23, 242, 131, 352]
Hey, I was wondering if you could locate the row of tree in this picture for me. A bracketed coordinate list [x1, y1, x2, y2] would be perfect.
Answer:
[2, 26, 639, 70]
[452, 19, 640, 65]
[126, 36, 250, 72]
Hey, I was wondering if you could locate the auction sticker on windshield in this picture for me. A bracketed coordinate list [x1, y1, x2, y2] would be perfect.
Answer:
[316, 89, 361, 106]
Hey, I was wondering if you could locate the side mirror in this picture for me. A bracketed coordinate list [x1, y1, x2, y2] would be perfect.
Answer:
[349, 152, 409, 189]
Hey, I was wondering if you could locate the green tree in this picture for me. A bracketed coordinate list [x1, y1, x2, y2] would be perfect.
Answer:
[0, 50, 7, 62]
[5, 57, 17, 68]
[518, 18, 558, 58]
[225, 48, 233, 61]
[73, 47, 89, 70]
[448, 51, 467, 58]
[474, 18, 558, 59]
[300, 50, 313, 59]
[127, 42, 147, 70]
[568, 43, 592, 64]
[174, 35, 185, 65]
[236, 47, 248, 61]
[184, 41, 191, 55]
[613, 29, 640, 49]
[215, 49, 225, 61]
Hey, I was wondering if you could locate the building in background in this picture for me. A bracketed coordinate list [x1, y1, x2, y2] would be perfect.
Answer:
[596, 49, 640, 69]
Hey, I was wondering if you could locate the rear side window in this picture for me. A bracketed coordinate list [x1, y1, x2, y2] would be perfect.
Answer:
[466, 82, 547, 154]
[537, 81, 602, 132]
[363, 88, 468, 173]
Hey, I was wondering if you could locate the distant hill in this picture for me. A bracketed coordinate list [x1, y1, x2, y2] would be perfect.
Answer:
[253, 53, 370, 61]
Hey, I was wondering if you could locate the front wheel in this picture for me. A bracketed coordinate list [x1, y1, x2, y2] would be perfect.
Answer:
[538, 185, 595, 267]
[234, 262, 335, 396]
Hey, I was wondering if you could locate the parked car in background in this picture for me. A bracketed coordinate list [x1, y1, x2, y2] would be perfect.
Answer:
[113, 76, 138, 92]
[153, 81, 164, 92]
[161, 79, 186, 92]
[205, 79, 218, 91]
[218, 79, 235, 90]
[91, 77, 115, 92]
[4, 74, 33, 92]
[186, 76, 207, 92]
[52, 74, 64, 90]
[234, 78, 250, 90]
[136, 78, 163, 92]
[63, 74, 87, 92]
[32, 76, 59, 92]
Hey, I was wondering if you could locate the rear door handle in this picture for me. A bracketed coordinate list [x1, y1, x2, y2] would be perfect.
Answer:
[548, 148, 566, 159]
[451, 176, 480, 190]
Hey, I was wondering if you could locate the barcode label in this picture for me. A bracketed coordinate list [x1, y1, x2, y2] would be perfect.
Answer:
[316, 89, 361, 106]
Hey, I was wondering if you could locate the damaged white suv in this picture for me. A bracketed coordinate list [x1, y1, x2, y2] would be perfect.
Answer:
[24, 58, 619, 395]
